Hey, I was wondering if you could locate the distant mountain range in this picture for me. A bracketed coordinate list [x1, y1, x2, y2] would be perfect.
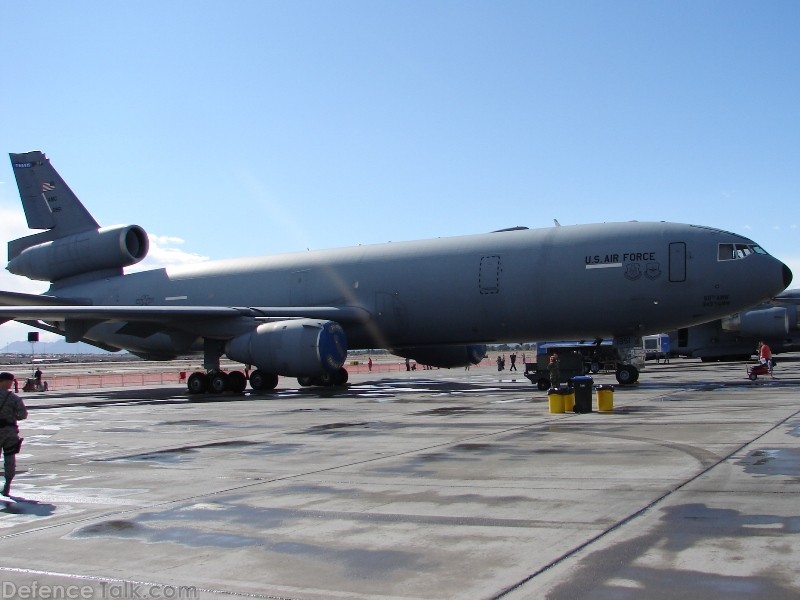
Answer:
[2, 339, 115, 355]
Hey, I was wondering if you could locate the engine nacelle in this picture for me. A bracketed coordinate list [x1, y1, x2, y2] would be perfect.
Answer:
[225, 319, 347, 377]
[393, 344, 487, 368]
[721, 307, 789, 337]
[7, 225, 149, 282]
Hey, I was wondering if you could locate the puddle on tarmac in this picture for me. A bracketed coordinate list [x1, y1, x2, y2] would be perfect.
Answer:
[736, 447, 800, 477]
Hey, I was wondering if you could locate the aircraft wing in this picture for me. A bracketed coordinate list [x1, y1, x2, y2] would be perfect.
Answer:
[0, 303, 371, 324]
[0, 290, 372, 343]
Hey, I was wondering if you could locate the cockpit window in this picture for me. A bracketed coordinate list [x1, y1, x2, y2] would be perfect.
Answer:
[718, 243, 766, 261]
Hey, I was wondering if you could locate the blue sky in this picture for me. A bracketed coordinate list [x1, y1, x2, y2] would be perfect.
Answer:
[0, 1, 798, 346]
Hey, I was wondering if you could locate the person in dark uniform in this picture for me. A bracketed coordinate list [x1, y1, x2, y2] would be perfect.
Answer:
[548, 354, 561, 389]
[0, 372, 28, 496]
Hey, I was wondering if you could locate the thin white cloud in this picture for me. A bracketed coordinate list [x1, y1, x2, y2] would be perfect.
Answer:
[127, 234, 209, 272]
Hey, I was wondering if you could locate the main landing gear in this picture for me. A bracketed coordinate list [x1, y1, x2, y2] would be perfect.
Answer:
[186, 369, 274, 394]
[185, 338, 349, 394]
[186, 367, 348, 394]
[185, 368, 350, 394]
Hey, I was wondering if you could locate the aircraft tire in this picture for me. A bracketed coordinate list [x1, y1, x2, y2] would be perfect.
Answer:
[615, 365, 639, 385]
[228, 370, 247, 393]
[209, 372, 229, 394]
[317, 372, 334, 387]
[333, 367, 349, 386]
[250, 370, 278, 391]
[298, 371, 345, 387]
[249, 370, 264, 390]
[187, 372, 208, 394]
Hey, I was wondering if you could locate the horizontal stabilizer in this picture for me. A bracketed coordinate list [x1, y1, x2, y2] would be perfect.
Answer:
[0, 290, 89, 307]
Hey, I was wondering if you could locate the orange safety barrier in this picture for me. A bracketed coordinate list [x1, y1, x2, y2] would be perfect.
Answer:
[24, 357, 498, 391]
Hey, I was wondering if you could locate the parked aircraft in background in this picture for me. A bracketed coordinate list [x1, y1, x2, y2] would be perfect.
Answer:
[670, 289, 800, 361]
[0, 151, 793, 392]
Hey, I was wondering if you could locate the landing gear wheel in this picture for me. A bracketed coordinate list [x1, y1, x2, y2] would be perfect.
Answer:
[298, 370, 347, 387]
[228, 370, 248, 393]
[187, 372, 208, 394]
[250, 370, 278, 391]
[317, 372, 334, 387]
[332, 367, 349, 386]
[615, 365, 640, 385]
[209, 372, 229, 394]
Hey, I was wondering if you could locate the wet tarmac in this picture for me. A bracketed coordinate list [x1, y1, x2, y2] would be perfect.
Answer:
[1, 357, 798, 599]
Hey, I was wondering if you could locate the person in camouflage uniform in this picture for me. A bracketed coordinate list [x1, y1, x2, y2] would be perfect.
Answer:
[0, 372, 28, 497]
[548, 354, 561, 389]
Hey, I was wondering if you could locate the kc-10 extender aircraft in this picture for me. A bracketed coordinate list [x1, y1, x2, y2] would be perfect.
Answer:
[0, 151, 793, 393]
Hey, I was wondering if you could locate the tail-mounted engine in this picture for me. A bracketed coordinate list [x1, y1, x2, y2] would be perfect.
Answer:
[225, 319, 348, 377]
[7, 225, 149, 282]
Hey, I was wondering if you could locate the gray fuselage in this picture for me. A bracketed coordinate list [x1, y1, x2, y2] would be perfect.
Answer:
[49, 221, 791, 357]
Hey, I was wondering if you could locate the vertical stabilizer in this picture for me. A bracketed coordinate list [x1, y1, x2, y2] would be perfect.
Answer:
[8, 151, 100, 260]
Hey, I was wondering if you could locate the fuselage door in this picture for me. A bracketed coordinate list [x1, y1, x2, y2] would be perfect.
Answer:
[375, 291, 407, 341]
[669, 242, 686, 282]
[290, 269, 310, 304]
[479, 255, 502, 294]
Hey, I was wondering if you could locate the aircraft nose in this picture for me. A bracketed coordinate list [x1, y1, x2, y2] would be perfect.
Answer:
[783, 262, 793, 289]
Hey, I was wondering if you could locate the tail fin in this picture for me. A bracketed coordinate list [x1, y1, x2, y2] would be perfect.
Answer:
[9, 151, 99, 260]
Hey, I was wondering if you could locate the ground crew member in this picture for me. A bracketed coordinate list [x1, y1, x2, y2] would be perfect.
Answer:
[548, 354, 561, 389]
[0, 372, 28, 497]
[758, 341, 774, 377]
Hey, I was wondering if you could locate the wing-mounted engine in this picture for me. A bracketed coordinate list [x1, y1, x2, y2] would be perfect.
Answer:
[393, 344, 487, 368]
[721, 307, 790, 337]
[225, 319, 348, 377]
[7, 225, 149, 282]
